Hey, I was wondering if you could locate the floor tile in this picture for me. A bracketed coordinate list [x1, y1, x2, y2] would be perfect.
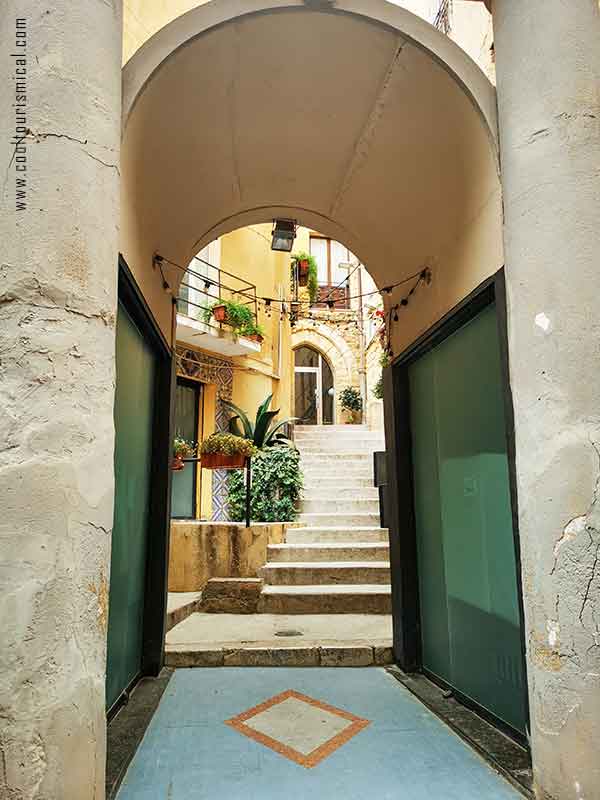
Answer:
[116, 668, 523, 800]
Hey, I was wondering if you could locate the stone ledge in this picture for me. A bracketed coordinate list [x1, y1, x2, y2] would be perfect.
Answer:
[164, 644, 394, 668]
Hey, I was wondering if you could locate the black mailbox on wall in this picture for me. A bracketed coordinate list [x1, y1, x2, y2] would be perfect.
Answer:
[373, 451, 388, 529]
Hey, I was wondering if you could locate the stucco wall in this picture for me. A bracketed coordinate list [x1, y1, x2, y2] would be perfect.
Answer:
[494, 2, 600, 797]
[220, 225, 293, 420]
[0, 2, 122, 798]
[168, 521, 286, 592]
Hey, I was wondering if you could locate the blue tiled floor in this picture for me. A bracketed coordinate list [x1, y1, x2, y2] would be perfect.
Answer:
[116, 668, 522, 799]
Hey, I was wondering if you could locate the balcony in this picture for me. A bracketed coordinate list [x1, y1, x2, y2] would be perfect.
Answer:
[312, 284, 350, 310]
[176, 257, 262, 357]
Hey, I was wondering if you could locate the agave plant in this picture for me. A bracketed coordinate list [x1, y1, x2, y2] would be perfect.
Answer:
[222, 394, 296, 448]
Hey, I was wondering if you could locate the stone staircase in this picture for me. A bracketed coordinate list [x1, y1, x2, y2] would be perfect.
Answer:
[258, 425, 391, 614]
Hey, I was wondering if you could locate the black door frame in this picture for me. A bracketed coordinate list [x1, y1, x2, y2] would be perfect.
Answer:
[383, 269, 530, 741]
[108, 256, 175, 719]
[171, 376, 202, 519]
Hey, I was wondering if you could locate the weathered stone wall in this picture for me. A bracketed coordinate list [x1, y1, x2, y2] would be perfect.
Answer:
[168, 521, 286, 592]
[495, 1, 600, 797]
[365, 334, 384, 432]
[0, 2, 122, 798]
[292, 311, 362, 423]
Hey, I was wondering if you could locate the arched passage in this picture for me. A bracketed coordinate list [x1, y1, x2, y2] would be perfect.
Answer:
[117, 0, 525, 749]
[118, 0, 511, 720]
[120, 0, 503, 356]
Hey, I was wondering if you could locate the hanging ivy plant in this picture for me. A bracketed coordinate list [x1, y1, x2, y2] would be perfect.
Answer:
[227, 447, 304, 523]
[291, 252, 319, 306]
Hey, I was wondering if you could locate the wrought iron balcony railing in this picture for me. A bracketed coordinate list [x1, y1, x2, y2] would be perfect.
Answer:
[312, 284, 350, 310]
[176, 255, 258, 334]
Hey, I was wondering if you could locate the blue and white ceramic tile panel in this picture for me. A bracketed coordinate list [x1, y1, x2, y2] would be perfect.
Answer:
[176, 347, 234, 521]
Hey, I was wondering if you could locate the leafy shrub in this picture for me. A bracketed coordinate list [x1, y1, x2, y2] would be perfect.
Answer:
[227, 447, 304, 523]
[339, 386, 363, 413]
[238, 321, 266, 339]
[373, 374, 384, 400]
[199, 433, 257, 458]
[199, 299, 255, 333]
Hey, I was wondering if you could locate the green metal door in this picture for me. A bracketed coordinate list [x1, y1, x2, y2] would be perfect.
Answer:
[409, 304, 527, 734]
[106, 301, 156, 711]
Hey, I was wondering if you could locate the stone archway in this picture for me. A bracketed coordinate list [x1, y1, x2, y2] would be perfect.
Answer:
[292, 324, 357, 424]
[120, 0, 503, 353]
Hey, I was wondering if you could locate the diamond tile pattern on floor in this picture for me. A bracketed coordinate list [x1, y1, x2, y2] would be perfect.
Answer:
[225, 689, 370, 767]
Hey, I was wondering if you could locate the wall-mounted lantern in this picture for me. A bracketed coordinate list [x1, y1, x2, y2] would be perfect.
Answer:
[271, 219, 297, 252]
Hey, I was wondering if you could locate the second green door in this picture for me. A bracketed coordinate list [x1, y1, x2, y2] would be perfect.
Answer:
[409, 303, 527, 735]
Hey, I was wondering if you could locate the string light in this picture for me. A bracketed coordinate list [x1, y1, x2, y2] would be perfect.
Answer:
[155, 252, 431, 309]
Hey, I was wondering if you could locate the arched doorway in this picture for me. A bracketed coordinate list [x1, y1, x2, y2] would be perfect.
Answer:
[294, 345, 334, 425]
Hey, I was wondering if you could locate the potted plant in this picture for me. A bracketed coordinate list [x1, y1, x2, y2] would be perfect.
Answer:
[291, 252, 318, 293]
[172, 436, 197, 471]
[200, 299, 255, 332]
[211, 302, 228, 322]
[339, 386, 363, 424]
[238, 321, 266, 344]
[373, 373, 384, 400]
[222, 394, 297, 448]
[199, 432, 257, 469]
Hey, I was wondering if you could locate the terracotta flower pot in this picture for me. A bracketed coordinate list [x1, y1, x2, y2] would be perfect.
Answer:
[172, 455, 185, 471]
[212, 304, 227, 323]
[201, 452, 247, 470]
[245, 333, 264, 343]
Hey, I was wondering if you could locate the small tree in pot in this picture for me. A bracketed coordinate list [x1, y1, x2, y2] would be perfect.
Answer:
[339, 386, 363, 424]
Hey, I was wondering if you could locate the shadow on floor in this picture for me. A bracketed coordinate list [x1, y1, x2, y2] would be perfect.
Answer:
[106, 669, 173, 800]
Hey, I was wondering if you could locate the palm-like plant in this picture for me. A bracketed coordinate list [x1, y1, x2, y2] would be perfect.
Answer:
[222, 394, 296, 448]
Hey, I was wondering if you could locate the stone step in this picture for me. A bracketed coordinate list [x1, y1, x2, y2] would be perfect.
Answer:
[268, 542, 390, 562]
[297, 445, 383, 453]
[302, 486, 380, 501]
[286, 527, 389, 544]
[258, 584, 392, 614]
[298, 512, 381, 527]
[166, 644, 393, 668]
[300, 497, 380, 514]
[260, 561, 391, 585]
[295, 433, 382, 442]
[302, 460, 373, 470]
[300, 452, 373, 462]
[302, 469, 374, 480]
[303, 477, 376, 491]
[295, 425, 370, 433]
[166, 592, 202, 632]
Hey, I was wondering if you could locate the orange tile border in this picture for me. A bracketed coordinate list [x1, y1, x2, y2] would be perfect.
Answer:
[224, 689, 370, 769]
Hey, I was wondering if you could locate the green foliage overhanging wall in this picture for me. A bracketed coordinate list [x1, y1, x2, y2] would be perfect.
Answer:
[227, 447, 304, 523]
